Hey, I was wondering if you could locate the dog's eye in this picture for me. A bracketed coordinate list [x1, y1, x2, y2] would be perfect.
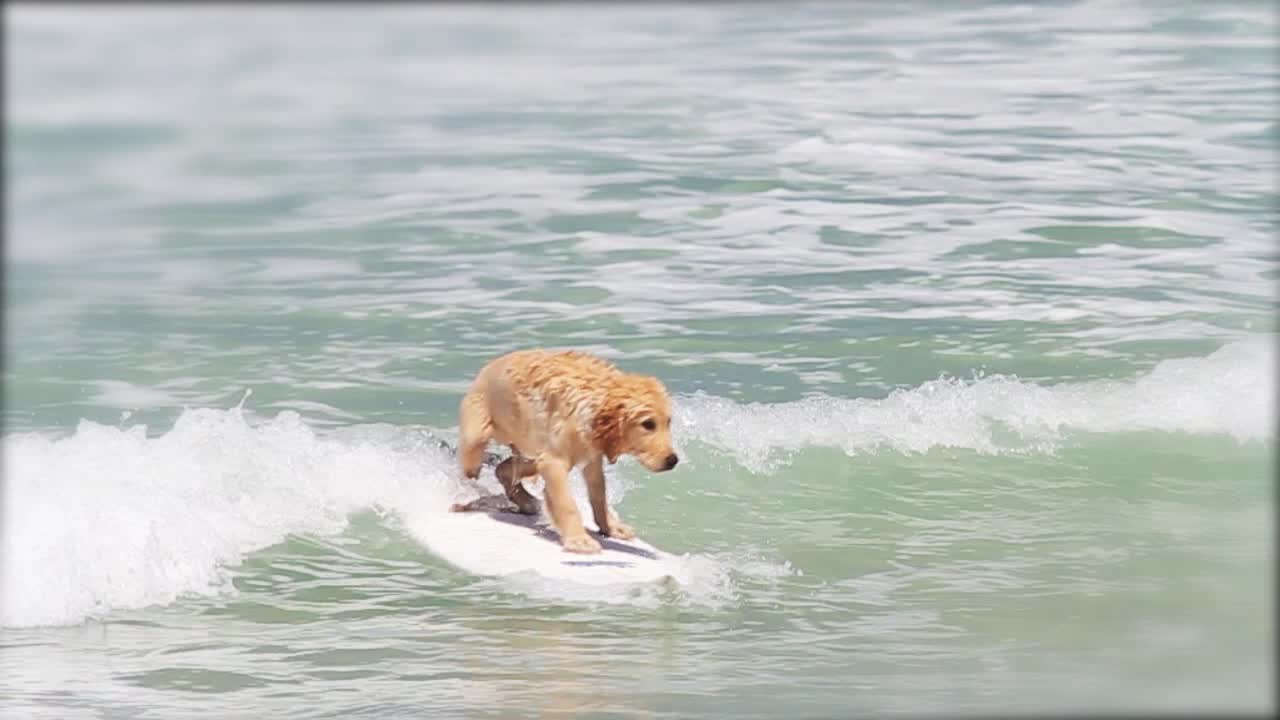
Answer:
[641, 418, 656, 431]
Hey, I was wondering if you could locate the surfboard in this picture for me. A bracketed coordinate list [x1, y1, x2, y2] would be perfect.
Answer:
[412, 503, 677, 585]
[416, 436, 677, 584]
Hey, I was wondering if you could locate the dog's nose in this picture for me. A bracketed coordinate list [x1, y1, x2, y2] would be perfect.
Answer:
[664, 453, 679, 470]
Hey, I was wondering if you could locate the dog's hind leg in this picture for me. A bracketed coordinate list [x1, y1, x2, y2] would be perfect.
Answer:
[457, 388, 493, 480]
[494, 454, 541, 515]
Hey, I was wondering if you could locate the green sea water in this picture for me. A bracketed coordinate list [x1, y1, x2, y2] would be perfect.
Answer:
[2, 3, 1276, 717]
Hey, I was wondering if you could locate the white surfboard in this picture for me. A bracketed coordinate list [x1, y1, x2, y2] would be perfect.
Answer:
[412, 504, 677, 585]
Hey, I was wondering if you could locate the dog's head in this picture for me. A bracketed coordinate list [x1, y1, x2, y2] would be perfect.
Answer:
[591, 373, 679, 472]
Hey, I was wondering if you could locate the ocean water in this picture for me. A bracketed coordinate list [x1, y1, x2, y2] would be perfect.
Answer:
[2, 2, 1276, 717]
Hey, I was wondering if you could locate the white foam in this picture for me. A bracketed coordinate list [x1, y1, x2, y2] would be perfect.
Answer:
[676, 339, 1276, 473]
[0, 408, 458, 629]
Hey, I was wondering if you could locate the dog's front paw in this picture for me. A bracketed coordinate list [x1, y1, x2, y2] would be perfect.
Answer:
[603, 521, 635, 540]
[562, 534, 602, 554]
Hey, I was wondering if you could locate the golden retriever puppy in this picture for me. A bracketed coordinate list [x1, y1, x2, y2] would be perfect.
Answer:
[453, 349, 679, 554]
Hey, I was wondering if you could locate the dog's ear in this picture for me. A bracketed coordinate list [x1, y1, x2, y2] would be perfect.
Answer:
[591, 401, 627, 464]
